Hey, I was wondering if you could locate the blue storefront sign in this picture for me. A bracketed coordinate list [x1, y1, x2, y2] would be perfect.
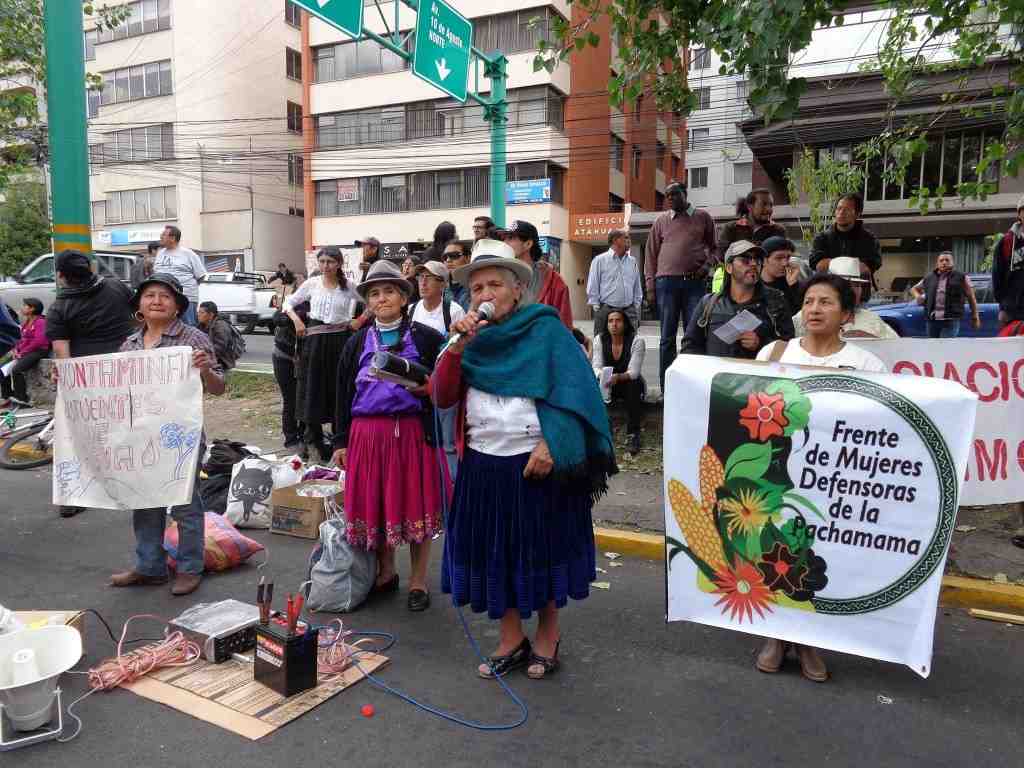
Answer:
[506, 178, 551, 205]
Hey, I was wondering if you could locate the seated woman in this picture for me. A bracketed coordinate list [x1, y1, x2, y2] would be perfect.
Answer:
[591, 309, 646, 455]
[756, 273, 886, 681]
[1, 298, 50, 407]
[433, 239, 617, 680]
[331, 260, 449, 613]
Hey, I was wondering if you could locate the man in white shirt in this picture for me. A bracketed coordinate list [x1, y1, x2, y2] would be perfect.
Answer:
[154, 225, 207, 326]
[587, 228, 643, 337]
[411, 261, 465, 336]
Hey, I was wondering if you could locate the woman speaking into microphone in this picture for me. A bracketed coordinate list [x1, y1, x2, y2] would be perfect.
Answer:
[432, 239, 617, 679]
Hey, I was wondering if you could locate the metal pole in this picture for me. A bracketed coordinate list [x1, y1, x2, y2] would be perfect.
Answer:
[485, 55, 508, 228]
[43, 0, 92, 256]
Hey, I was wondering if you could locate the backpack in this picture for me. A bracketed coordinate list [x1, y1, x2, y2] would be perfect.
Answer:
[219, 320, 247, 370]
[410, 298, 453, 333]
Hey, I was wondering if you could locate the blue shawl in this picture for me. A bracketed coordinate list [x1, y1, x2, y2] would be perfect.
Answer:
[461, 303, 617, 499]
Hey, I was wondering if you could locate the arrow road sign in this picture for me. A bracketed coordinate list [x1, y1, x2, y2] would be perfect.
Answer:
[289, 0, 363, 39]
[412, 0, 472, 102]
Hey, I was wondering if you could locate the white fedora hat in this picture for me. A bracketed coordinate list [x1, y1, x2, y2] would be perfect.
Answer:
[453, 238, 534, 286]
[828, 256, 869, 284]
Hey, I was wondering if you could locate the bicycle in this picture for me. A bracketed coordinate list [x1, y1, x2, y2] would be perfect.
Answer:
[0, 410, 54, 469]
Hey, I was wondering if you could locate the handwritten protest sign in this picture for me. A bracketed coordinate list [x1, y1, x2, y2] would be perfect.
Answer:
[664, 356, 976, 677]
[52, 347, 204, 510]
[851, 337, 1024, 505]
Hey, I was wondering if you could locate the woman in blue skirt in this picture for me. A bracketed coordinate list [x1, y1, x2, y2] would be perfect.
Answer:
[432, 239, 617, 679]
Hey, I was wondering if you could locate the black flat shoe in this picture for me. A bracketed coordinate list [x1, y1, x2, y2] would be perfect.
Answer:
[370, 574, 399, 595]
[407, 589, 430, 612]
[527, 640, 561, 679]
[478, 637, 531, 679]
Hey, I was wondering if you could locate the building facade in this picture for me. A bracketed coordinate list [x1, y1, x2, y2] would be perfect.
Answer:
[302, 1, 684, 316]
[84, 0, 305, 272]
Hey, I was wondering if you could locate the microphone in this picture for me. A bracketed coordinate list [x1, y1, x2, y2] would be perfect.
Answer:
[443, 301, 495, 353]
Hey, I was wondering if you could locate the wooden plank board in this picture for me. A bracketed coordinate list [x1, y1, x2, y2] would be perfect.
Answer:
[968, 608, 1024, 626]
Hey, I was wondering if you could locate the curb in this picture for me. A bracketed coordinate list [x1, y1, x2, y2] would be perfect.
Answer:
[593, 527, 1024, 614]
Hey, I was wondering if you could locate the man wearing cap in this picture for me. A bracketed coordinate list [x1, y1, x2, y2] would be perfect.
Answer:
[501, 219, 573, 329]
[680, 240, 793, 359]
[154, 226, 207, 326]
[645, 181, 717, 389]
[760, 235, 803, 315]
[47, 250, 137, 518]
[792, 257, 898, 339]
[993, 195, 1024, 336]
[587, 228, 642, 337]
[355, 236, 381, 282]
[910, 251, 980, 338]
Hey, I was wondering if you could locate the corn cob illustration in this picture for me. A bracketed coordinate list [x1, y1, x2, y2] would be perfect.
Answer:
[668, 478, 725, 571]
[698, 445, 725, 507]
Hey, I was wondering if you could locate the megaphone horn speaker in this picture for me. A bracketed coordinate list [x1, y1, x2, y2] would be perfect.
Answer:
[0, 626, 82, 736]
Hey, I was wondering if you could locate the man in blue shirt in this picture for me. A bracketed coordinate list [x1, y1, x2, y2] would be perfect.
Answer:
[587, 228, 643, 337]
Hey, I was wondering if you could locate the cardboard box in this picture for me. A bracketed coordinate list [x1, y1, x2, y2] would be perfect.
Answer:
[270, 482, 341, 539]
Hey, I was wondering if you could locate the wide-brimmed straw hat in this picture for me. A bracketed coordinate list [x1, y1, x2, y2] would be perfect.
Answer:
[452, 238, 533, 286]
[828, 256, 869, 284]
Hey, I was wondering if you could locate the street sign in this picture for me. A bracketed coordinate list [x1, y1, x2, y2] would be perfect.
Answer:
[412, 0, 472, 102]
[290, 0, 363, 39]
[506, 178, 551, 205]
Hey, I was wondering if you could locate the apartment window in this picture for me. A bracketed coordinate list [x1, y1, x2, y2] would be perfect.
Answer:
[98, 59, 172, 105]
[97, 124, 174, 164]
[656, 141, 667, 167]
[95, 0, 170, 43]
[732, 162, 752, 185]
[690, 47, 709, 70]
[473, 8, 559, 55]
[608, 193, 625, 213]
[688, 166, 708, 188]
[91, 200, 106, 228]
[635, 95, 644, 124]
[285, 0, 301, 27]
[694, 87, 711, 110]
[287, 154, 304, 185]
[631, 145, 642, 178]
[286, 47, 302, 80]
[735, 80, 750, 102]
[287, 101, 303, 133]
[105, 186, 176, 224]
[671, 155, 680, 180]
[87, 88, 100, 118]
[610, 134, 625, 172]
[313, 37, 409, 82]
[84, 29, 98, 60]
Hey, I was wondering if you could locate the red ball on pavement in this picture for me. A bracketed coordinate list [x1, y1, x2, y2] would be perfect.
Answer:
[361, 704, 375, 718]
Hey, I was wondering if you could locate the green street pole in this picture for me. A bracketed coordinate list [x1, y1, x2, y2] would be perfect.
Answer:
[485, 55, 508, 228]
[43, 0, 93, 256]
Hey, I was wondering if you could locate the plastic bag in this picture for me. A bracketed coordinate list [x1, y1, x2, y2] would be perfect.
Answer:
[165, 511, 265, 572]
[306, 518, 376, 613]
[225, 457, 302, 529]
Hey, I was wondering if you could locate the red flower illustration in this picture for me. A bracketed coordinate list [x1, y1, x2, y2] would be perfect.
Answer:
[739, 392, 788, 441]
[712, 558, 775, 623]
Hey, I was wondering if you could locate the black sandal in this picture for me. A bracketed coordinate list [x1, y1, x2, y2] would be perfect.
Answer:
[527, 640, 561, 679]
[407, 589, 430, 612]
[478, 637, 531, 679]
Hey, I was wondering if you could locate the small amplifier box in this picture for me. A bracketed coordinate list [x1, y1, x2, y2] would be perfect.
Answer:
[168, 600, 261, 663]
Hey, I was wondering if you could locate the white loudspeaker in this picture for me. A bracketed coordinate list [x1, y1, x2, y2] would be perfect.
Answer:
[0, 626, 82, 733]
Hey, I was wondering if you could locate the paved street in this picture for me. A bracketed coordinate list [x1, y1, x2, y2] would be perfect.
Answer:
[238, 321, 670, 395]
[2, 468, 1022, 767]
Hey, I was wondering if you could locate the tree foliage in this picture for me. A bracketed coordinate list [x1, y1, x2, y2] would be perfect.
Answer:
[785, 149, 865, 244]
[536, 1, 1022, 207]
[0, 182, 50, 276]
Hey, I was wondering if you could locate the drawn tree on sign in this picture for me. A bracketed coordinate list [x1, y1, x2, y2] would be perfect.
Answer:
[160, 423, 200, 482]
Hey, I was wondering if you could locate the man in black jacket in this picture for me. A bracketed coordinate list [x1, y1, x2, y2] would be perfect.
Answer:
[681, 240, 795, 359]
[993, 196, 1024, 333]
[809, 193, 882, 277]
[759, 236, 803, 315]
[46, 250, 137, 518]
[910, 251, 980, 338]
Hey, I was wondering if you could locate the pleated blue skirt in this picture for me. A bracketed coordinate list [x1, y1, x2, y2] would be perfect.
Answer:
[441, 448, 597, 620]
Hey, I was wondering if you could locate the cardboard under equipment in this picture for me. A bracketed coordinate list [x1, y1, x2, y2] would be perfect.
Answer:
[270, 482, 341, 539]
[123, 646, 388, 740]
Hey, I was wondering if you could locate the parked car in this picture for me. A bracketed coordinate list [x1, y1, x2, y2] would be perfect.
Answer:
[0, 250, 136, 312]
[199, 272, 278, 333]
[869, 273, 1000, 337]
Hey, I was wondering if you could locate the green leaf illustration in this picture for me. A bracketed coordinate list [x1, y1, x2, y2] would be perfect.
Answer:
[724, 442, 772, 481]
[760, 520, 787, 554]
[783, 491, 826, 521]
[780, 518, 811, 552]
[765, 379, 812, 435]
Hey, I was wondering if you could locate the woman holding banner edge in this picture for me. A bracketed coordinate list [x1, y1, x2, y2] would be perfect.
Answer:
[755, 272, 887, 680]
[110, 273, 225, 597]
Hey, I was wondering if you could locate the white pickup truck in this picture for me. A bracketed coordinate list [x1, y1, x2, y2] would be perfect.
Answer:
[0, 252, 279, 333]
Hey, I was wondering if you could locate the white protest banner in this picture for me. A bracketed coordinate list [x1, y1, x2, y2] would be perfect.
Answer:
[664, 355, 976, 677]
[52, 347, 204, 510]
[852, 337, 1024, 506]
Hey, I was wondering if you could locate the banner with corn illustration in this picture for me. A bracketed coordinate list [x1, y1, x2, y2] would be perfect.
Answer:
[664, 357, 977, 677]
